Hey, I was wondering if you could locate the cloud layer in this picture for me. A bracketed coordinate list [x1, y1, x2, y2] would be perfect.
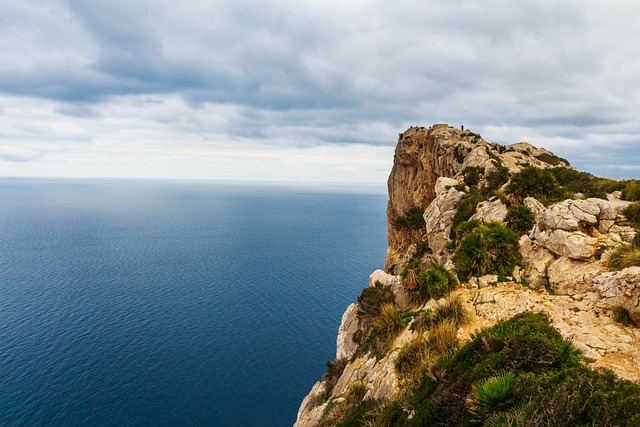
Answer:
[1, 0, 639, 181]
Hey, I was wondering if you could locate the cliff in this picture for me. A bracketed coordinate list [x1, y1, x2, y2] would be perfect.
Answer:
[295, 124, 640, 426]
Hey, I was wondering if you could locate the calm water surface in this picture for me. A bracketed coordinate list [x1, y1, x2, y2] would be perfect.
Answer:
[0, 179, 388, 426]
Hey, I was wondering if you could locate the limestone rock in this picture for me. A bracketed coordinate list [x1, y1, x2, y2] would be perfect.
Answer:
[523, 197, 545, 217]
[423, 177, 465, 259]
[369, 269, 412, 311]
[470, 198, 508, 223]
[336, 304, 359, 360]
[519, 235, 556, 288]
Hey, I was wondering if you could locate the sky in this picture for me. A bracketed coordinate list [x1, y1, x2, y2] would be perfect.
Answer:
[1, 0, 639, 183]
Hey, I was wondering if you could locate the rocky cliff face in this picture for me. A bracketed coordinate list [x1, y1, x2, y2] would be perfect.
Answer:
[295, 124, 640, 427]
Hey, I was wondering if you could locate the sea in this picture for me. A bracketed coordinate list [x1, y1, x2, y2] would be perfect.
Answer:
[0, 178, 389, 426]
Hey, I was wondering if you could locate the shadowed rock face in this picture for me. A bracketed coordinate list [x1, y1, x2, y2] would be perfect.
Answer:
[384, 125, 464, 273]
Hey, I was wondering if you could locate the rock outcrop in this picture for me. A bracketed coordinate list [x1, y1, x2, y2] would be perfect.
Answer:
[295, 124, 639, 427]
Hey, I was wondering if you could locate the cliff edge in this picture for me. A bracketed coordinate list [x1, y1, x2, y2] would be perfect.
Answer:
[295, 124, 640, 426]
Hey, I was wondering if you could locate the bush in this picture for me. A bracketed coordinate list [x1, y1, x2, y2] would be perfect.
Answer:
[622, 182, 640, 201]
[462, 166, 484, 186]
[356, 281, 395, 326]
[550, 167, 606, 198]
[372, 304, 403, 340]
[449, 193, 485, 242]
[394, 206, 425, 229]
[504, 204, 535, 235]
[624, 202, 640, 228]
[608, 230, 640, 270]
[468, 371, 515, 422]
[336, 312, 640, 427]
[506, 166, 562, 204]
[534, 151, 568, 166]
[426, 319, 460, 356]
[485, 166, 511, 191]
[321, 358, 348, 401]
[395, 337, 433, 379]
[413, 265, 458, 302]
[453, 221, 521, 280]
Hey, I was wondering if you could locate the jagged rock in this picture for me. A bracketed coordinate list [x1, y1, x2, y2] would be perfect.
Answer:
[294, 381, 326, 427]
[470, 198, 508, 223]
[547, 256, 601, 295]
[591, 267, 640, 323]
[423, 177, 465, 259]
[369, 269, 412, 311]
[523, 197, 545, 217]
[385, 125, 465, 272]
[336, 304, 359, 360]
[519, 234, 557, 288]
[531, 227, 598, 260]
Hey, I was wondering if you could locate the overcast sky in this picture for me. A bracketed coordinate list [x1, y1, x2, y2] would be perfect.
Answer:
[1, 0, 639, 183]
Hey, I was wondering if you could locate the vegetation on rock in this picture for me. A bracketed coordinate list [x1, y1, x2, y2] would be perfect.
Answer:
[453, 221, 521, 280]
[413, 265, 458, 303]
[505, 166, 562, 205]
[393, 206, 426, 229]
[323, 312, 640, 427]
[624, 202, 640, 228]
[504, 204, 535, 235]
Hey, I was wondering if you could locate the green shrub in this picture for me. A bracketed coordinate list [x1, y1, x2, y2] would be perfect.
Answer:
[550, 167, 606, 198]
[453, 221, 521, 280]
[340, 312, 640, 426]
[413, 265, 458, 302]
[534, 151, 568, 166]
[449, 193, 484, 242]
[394, 206, 425, 229]
[622, 183, 640, 201]
[506, 166, 563, 204]
[624, 202, 640, 228]
[468, 371, 516, 422]
[462, 166, 484, 186]
[485, 165, 511, 191]
[321, 358, 348, 401]
[504, 204, 535, 235]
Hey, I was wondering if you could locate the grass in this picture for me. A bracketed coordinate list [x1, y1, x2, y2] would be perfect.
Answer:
[607, 243, 640, 270]
[433, 293, 470, 326]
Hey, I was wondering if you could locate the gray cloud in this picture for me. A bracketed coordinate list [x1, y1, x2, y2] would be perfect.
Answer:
[0, 0, 638, 180]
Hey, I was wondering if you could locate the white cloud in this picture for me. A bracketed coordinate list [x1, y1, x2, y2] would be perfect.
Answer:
[0, 0, 638, 181]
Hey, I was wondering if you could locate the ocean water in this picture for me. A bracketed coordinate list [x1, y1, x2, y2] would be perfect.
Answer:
[0, 179, 388, 426]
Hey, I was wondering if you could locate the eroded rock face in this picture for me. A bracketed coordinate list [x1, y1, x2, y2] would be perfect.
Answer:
[336, 304, 359, 360]
[423, 177, 465, 260]
[470, 198, 508, 223]
[385, 125, 465, 273]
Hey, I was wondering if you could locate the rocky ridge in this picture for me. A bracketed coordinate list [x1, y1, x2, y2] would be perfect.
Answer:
[295, 124, 639, 427]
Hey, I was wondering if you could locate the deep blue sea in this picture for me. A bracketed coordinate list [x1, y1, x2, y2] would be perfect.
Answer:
[0, 179, 388, 426]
